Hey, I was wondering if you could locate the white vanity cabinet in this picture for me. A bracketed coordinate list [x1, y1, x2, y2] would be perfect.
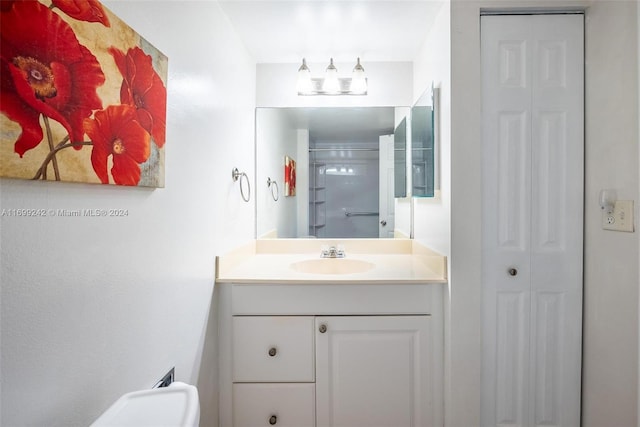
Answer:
[217, 282, 444, 427]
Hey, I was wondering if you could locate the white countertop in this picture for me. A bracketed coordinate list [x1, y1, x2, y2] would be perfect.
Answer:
[216, 239, 447, 285]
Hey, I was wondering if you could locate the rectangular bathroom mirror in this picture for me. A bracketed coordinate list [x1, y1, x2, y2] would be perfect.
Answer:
[255, 106, 411, 239]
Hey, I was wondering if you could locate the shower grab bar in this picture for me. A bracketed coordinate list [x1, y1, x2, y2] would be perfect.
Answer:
[309, 148, 379, 152]
[345, 211, 379, 217]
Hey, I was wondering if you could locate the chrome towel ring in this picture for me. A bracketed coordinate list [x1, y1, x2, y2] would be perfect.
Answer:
[267, 177, 279, 201]
[232, 168, 251, 202]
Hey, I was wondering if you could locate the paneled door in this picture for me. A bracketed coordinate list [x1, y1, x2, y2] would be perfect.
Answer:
[481, 14, 584, 427]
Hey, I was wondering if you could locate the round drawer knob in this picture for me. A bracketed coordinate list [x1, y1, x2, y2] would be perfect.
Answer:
[319, 324, 327, 333]
[508, 268, 518, 276]
[268, 347, 277, 357]
[269, 415, 277, 425]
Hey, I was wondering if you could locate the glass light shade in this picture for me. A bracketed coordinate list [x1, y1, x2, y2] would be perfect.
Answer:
[322, 58, 340, 94]
[296, 58, 313, 94]
[350, 58, 367, 94]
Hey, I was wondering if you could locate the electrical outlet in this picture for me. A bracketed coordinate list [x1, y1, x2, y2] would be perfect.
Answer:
[602, 200, 634, 232]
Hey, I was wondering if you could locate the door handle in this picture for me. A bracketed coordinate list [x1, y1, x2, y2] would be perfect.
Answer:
[508, 268, 518, 276]
[380, 220, 387, 226]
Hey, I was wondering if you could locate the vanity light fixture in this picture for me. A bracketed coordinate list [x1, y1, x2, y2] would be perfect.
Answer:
[297, 57, 368, 96]
[350, 58, 367, 94]
[296, 58, 313, 94]
[323, 58, 340, 94]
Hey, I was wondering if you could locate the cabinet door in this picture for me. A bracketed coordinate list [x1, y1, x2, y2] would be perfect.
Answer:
[233, 316, 315, 382]
[315, 316, 436, 427]
[233, 383, 315, 427]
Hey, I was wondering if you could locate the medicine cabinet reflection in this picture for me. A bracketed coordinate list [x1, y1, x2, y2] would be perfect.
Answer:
[394, 84, 438, 199]
[411, 85, 436, 197]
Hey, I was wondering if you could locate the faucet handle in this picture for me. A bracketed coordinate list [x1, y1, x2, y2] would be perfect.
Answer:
[320, 245, 330, 258]
[320, 244, 345, 258]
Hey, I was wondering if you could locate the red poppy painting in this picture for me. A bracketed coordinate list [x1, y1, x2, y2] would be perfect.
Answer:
[0, 0, 167, 187]
[284, 155, 296, 197]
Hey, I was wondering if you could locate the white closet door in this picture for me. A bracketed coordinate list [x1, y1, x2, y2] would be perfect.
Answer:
[481, 14, 584, 427]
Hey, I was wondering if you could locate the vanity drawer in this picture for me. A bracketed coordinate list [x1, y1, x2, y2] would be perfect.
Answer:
[233, 383, 315, 427]
[233, 316, 314, 382]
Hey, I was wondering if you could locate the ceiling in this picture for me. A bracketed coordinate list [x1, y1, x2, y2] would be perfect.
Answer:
[223, 1, 441, 142]
[217, 0, 445, 63]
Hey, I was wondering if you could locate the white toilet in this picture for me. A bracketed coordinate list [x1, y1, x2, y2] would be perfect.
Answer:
[91, 381, 200, 427]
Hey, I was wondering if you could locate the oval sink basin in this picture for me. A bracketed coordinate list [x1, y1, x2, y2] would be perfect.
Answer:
[290, 258, 375, 275]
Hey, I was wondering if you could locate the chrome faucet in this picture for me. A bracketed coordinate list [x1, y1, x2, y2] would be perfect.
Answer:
[321, 245, 345, 258]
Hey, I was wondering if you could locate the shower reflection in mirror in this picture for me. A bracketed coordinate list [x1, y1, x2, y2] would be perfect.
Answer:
[255, 89, 437, 239]
[309, 142, 381, 238]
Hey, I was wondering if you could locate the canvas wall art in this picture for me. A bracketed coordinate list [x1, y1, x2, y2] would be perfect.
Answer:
[284, 155, 296, 197]
[0, 0, 168, 187]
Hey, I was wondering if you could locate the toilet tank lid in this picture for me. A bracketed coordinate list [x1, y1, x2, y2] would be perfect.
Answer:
[91, 382, 199, 427]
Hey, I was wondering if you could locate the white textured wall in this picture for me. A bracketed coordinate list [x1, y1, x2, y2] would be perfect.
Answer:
[412, 2, 450, 257]
[410, 0, 454, 423]
[255, 109, 299, 238]
[0, 1, 256, 426]
[449, 1, 639, 426]
[582, 2, 639, 425]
